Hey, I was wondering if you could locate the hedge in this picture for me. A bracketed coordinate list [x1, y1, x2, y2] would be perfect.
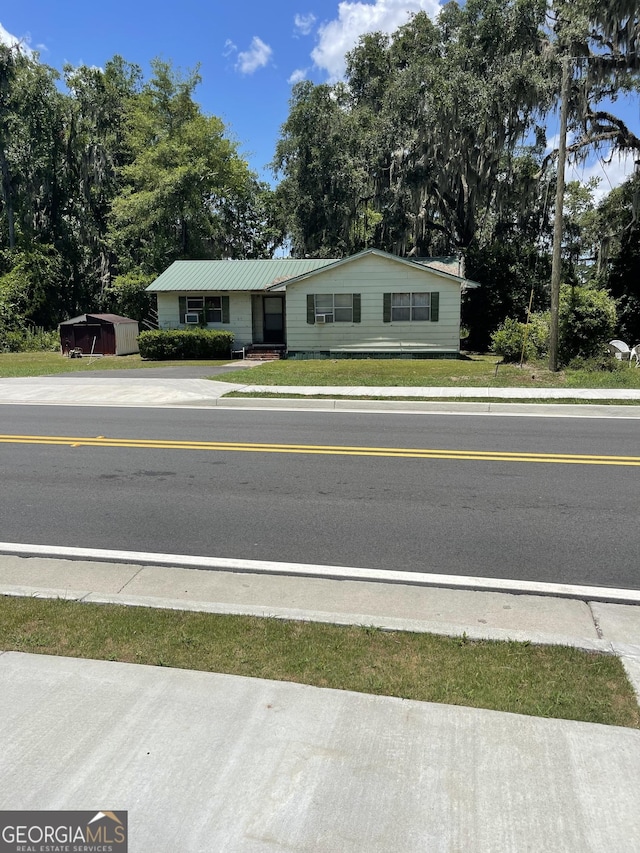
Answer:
[138, 329, 234, 360]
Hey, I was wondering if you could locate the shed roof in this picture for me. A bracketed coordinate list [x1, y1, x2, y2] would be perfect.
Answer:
[59, 313, 138, 326]
[148, 259, 337, 292]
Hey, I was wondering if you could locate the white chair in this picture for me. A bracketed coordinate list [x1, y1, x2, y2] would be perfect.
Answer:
[608, 340, 631, 361]
[630, 344, 640, 366]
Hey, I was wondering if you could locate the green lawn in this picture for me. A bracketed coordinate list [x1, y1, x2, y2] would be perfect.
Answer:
[1, 596, 637, 728]
[217, 355, 640, 389]
[0, 352, 231, 377]
[2, 351, 639, 392]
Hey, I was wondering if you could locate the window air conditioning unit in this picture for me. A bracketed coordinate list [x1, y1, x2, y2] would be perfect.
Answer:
[185, 312, 200, 324]
[315, 314, 327, 324]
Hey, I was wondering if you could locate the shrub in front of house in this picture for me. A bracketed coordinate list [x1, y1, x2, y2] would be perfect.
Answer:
[491, 315, 549, 363]
[492, 284, 615, 366]
[558, 285, 616, 364]
[138, 329, 234, 360]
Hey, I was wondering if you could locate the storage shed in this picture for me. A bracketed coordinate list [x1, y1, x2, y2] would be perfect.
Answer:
[59, 314, 139, 356]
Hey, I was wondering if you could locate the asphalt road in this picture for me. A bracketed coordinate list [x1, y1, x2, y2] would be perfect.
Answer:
[1, 405, 638, 589]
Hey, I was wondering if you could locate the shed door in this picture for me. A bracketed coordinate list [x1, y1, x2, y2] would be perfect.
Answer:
[72, 325, 103, 354]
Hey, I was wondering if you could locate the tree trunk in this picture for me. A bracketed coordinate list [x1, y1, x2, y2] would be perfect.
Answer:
[0, 144, 15, 249]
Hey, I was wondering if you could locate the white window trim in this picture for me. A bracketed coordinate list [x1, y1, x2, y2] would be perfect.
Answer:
[314, 294, 354, 323]
[391, 292, 431, 322]
[186, 296, 204, 312]
[204, 296, 223, 324]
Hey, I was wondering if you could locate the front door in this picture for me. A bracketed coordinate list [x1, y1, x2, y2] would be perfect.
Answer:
[263, 296, 285, 344]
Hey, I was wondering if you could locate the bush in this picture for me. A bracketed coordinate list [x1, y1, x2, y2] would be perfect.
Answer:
[138, 329, 234, 360]
[0, 326, 59, 353]
[491, 315, 549, 363]
[567, 343, 627, 373]
[559, 285, 616, 363]
[492, 285, 616, 366]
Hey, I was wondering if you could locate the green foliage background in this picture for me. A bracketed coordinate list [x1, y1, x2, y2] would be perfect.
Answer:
[0, 0, 638, 354]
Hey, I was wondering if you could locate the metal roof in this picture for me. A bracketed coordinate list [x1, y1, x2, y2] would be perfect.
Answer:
[147, 251, 480, 293]
[413, 257, 461, 274]
[147, 259, 338, 292]
[59, 313, 138, 326]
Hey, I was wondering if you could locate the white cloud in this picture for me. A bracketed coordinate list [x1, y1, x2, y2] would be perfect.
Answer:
[223, 39, 237, 58]
[571, 149, 638, 202]
[311, 0, 441, 80]
[236, 36, 273, 75]
[0, 21, 34, 56]
[546, 132, 561, 152]
[288, 68, 308, 84]
[294, 13, 317, 36]
[545, 132, 637, 201]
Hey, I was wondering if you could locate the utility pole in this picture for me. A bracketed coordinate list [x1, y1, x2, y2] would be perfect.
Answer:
[549, 55, 571, 372]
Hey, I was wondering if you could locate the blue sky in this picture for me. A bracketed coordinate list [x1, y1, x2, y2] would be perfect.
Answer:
[1, 1, 637, 196]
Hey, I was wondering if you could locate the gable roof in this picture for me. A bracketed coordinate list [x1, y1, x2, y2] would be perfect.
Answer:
[147, 249, 479, 293]
[266, 249, 479, 290]
[148, 259, 337, 292]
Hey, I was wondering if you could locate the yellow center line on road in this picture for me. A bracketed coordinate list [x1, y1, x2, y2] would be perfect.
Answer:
[0, 433, 639, 466]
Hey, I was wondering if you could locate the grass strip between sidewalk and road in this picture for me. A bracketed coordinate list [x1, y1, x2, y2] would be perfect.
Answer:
[0, 596, 637, 728]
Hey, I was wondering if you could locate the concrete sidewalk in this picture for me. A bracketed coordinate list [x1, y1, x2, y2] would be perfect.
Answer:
[1, 373, 640, 416]
[1, 554, 639, 851]
[2, 652, 639, 852]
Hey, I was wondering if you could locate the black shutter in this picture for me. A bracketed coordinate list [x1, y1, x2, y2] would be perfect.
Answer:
[222, 295, 230, 324]
[383, 293, 391, 322]
[352, 293, 361, 323]
[307, 294, 315, 324]
[430, 292, 439, 322]
[179, 297, 186, 324]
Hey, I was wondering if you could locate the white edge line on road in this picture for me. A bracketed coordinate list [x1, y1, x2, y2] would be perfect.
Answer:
[1, 542, 639, 605]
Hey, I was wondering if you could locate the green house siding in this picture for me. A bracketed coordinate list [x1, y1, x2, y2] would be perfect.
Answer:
[152, 251, 468, 355]
[286, 254, 461, 353]
[157, 292, 254, 347]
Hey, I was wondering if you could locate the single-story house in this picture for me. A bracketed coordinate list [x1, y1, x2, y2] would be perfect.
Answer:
[146, 248, 479, 358]
[59, 313, 140, 356]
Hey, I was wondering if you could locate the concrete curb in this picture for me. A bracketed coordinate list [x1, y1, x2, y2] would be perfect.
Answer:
[2, 543, 640, 605]
[225, 383, 640, 400]
[213, 397, 640, 418]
